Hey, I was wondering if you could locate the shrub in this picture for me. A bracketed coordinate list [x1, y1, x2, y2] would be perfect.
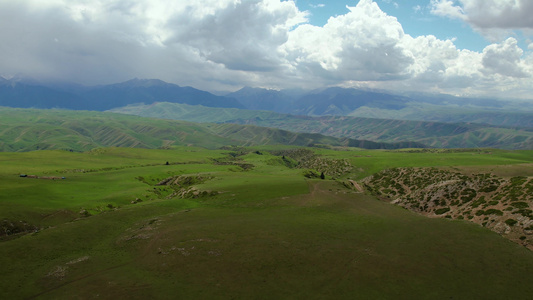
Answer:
[484, 209, 503, 216]
[471, 197, 486, 208]
[511, 202, 529, 209]
[510, 176, 527, 186]
[480, 185, 499, 193]
[460, 188, 477, 202]
[516, 209, 533, 217]
[505, 219, 518, 226]
[303, 170, 319, 178]
[435, 207, 450, 215]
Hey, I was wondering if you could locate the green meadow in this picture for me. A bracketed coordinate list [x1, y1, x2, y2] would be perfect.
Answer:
[1, 146, 533, 299]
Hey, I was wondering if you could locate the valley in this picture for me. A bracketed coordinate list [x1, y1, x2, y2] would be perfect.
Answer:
[5, 1, 533, 298]
[1, 81, 533, 299]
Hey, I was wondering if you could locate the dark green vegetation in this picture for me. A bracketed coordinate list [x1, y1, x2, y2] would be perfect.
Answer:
[111, 102, 533, 149]
[2, 146, 533, 299]
[0, 107, 424, 152]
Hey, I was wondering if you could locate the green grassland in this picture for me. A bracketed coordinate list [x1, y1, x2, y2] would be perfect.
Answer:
[2, 146, 533, 299]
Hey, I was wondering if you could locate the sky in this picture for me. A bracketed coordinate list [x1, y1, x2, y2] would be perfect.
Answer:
[1, 0, 533, 99]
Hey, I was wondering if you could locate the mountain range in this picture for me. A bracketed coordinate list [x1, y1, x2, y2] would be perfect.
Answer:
[0, 78, 242, 111]
[2, 77, 533, 150]
[3, 77, 532, 121]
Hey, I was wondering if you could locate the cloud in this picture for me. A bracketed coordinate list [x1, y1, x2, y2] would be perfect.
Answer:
[164, 0, 307, 72]
[0, 0, 307, 89]
[430, 0, 533, 40]
[430, 0, 465, 20]
[481, 38, 530, 78]
[0, 0, 532, 98]
[283, 0, 412, 83]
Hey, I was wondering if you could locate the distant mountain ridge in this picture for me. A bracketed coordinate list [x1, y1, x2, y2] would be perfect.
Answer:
[0, 78, 242, 111]
[2, 76, 533, 136]
[226, 86, 296, 113]
[3, 77, 531, 118]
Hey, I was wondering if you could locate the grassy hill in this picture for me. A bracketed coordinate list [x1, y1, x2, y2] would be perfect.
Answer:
[0, 107, 422, 152]
[110, 102, 533, 150]
[348, 102, 533, 128]
[2, 146, 533, 298]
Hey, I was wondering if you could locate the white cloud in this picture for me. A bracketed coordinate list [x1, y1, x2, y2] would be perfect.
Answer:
[164, 0, 307, 72]
[0, 0, 532, 98]
[481, 38, 529, 78]
[430, 0, 533, 40]
[0, 0, 307, 89]
[430, 0, 465, 20]
[283, 0, 412, 83]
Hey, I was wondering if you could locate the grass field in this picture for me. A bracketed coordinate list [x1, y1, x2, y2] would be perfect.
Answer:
[1, 146, 533, 299]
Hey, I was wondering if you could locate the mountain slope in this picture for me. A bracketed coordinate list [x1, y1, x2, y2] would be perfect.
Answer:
[110, 102, 533, 150]
[226, 86, 296, 112]
[80, 78, 243, 110]
[226, 86, 533, 128]
[0, 107, 422, 152]
[0, 78, 243, 111]
[0, 79, 85, 109]
[347, 103, 533, 128]
[291, 87, 409, 115]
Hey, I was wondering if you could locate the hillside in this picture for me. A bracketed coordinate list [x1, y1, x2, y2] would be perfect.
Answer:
[347, 102, 533, 128]
[226, 86, 533, 128]
[362, 166, 533, 249]
[0, 107, 422, 152]
[110, 102, 533, 150]
[291, 87, 409, 115]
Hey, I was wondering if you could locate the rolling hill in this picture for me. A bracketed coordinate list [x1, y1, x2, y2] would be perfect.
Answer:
[0, 107, 423, 152]
[110, 102, 533, 150]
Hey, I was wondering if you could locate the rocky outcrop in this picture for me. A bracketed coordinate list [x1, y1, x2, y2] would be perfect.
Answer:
[362, 167, 533, 249]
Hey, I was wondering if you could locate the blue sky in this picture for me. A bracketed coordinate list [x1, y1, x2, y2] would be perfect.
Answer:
[1, 0, 533, 99]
